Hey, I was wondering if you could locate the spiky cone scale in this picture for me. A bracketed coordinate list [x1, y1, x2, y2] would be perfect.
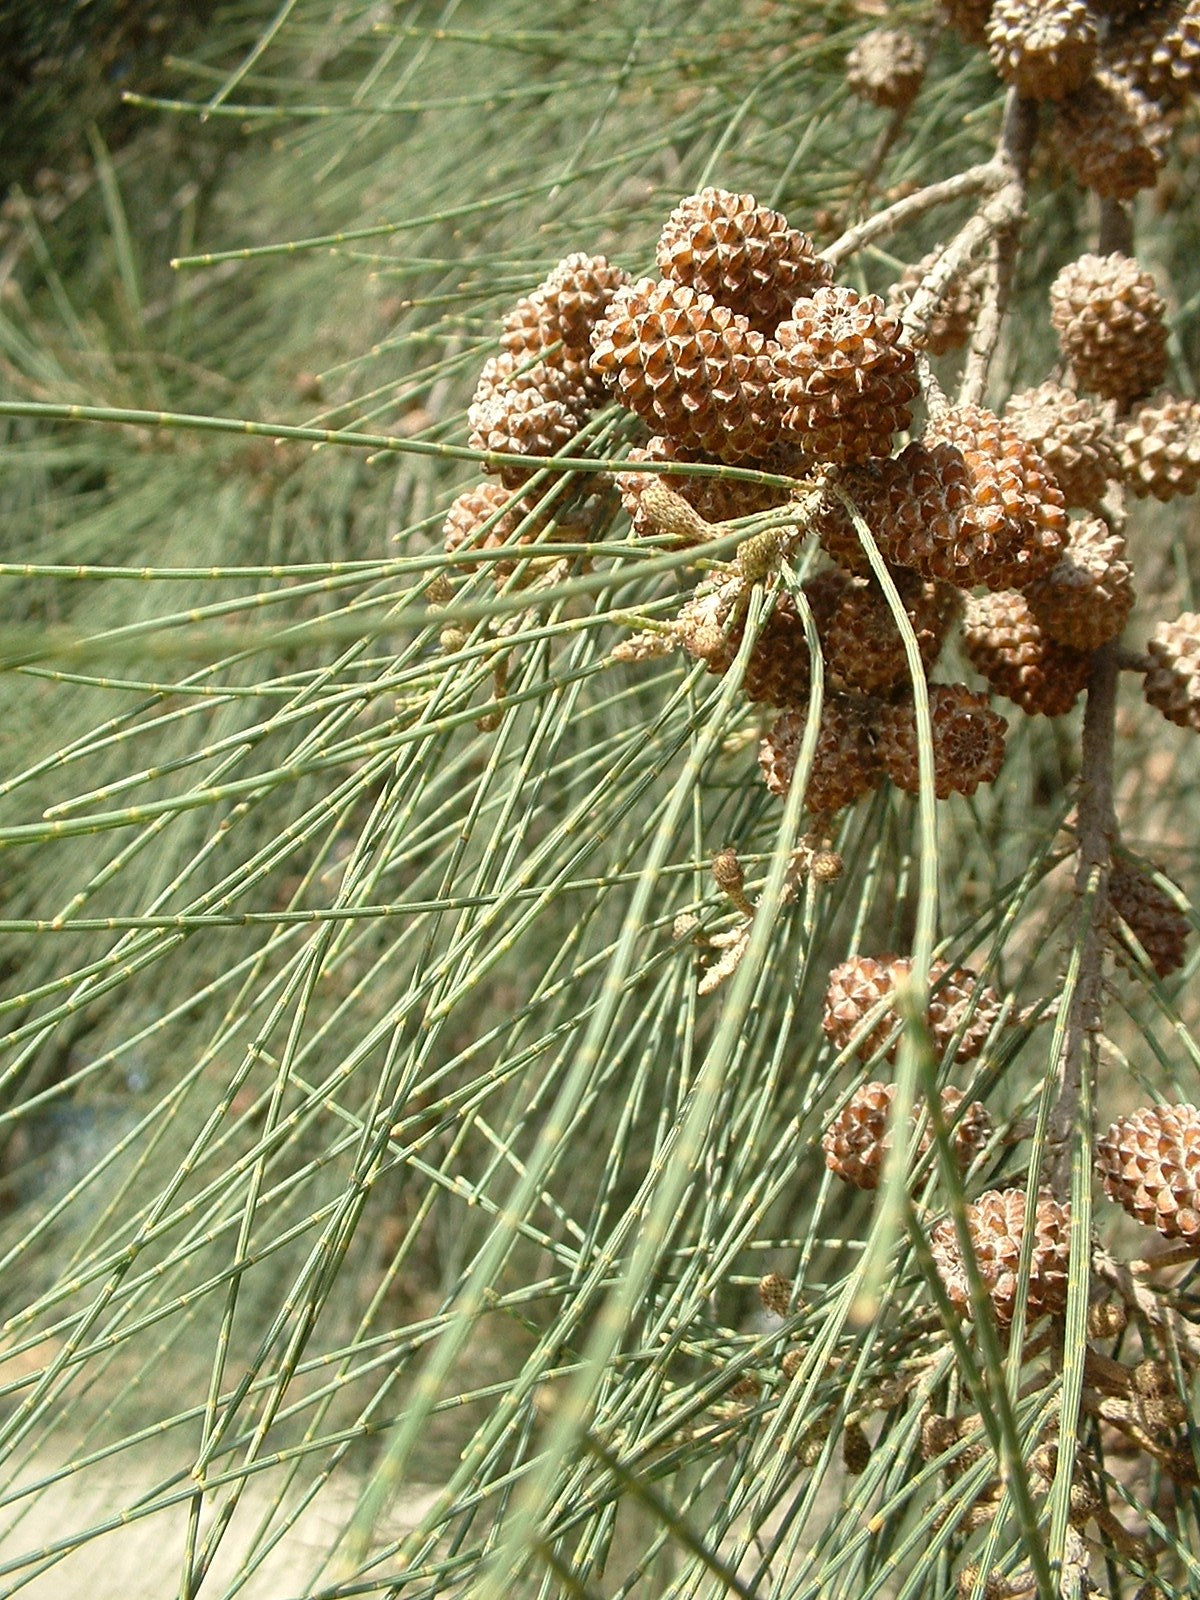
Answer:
[1144, 612, 1200, 730]
[1003, 382, 1120, 512]
[616, 435, 791, 538]
[1049, 252, 1169, 408]
[1109, 859, 1191, 976]
[929, 1188, 1072, 1326]
[823, 571, 960, 695]
[822, 1080, 994, 1190]
[1105, 0, 1200, 110]
[468, 353, 590, 486]
[926, 404, 1068, 590]
[822, 955, 1007, 1063]
[770, 285, 920, 464]
[845, 28, 926, 109]
[1120, 397, 1200, 501]
[758, 694, 882, 815]
[877, 683, 1008, 800]
[886, 251, 987, 356]
[655, 188, 833, 336]
[589, 278, 778, 463]
[986, 0, 1097, 98]
[962, 590, 1093, 715]
[1053, 67, 1171, 202]
[501, 253, 632, 400]
[1024, 519, 1134, 652]
[1097, 1104, 1200, 1243]
[941, 0, 994, 44]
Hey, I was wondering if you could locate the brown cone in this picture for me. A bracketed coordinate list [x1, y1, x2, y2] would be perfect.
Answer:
[1120, 397, 1200, 501]
[926, 405, 1068, 590]
[1003, 382, 1119, 511]
[758, 694, 882, 815]
[822, 1080, 994, 1189]
[963, 590, 1093, 715]
[501, 253, 631, 399]
[877, 683, 1009, 798]
[1049, 252, 1168, 408]
[1097, 1104, 1200, 1243]
[468, 353, 590, 485]
[822, 571, 959, 694]
[590, 277, 778, 461]
[1052, 68, 1170, 202]
[1109, 858, 1191, 976]
[444, 481, 545, 579]
[846, 28, 927, 108]
[677, 571, 849, 707]
[822, 954, 1007, 1063]
[930, 1188, 1071, 1326]
[770, 285, 919, 464]
[986, 0, 1097, 99]
[655, 187, 832, 335]
[1105, 0, 1200, 111]
[1024, 519, 1134, 652]
[1144, 612, 1200, 730]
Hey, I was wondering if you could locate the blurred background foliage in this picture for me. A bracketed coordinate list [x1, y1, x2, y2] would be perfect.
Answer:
[0, 1, 1197, 1596]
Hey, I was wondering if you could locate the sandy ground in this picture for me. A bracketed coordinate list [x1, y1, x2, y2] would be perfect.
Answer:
[0, 1450, 442, 1599]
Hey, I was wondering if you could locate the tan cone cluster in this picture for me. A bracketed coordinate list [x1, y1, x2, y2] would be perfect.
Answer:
[930, 1188, 1071, 1326]
[942, 0, 1196, 203]
[822, 1081, 993, 1190]
[822, 954, 1008, 1062]
[1105, 0, 1200, 110]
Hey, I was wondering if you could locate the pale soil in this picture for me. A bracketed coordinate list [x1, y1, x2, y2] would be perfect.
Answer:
[0, 1450, 441, 1599]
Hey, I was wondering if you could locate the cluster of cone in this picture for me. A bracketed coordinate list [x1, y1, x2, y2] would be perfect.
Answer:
[939, 0, 1200, 202]
[820, 965, 1200, 1328]
[447, 187, 1200, 807]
